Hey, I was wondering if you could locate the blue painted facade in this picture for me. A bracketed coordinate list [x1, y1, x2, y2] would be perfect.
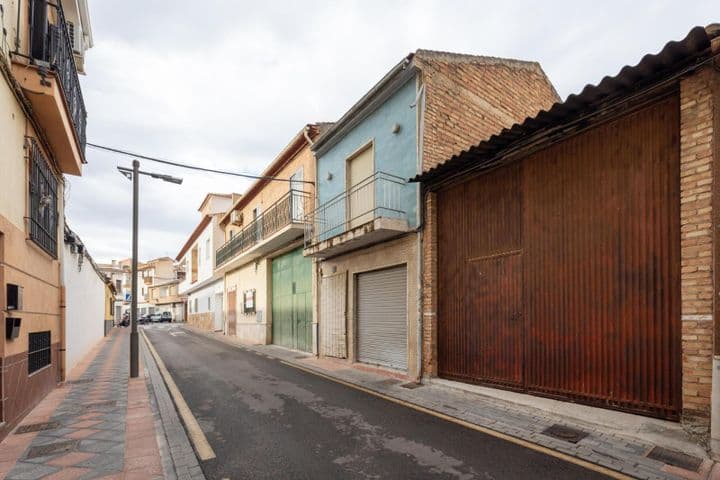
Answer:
[315, 76, 420, 240]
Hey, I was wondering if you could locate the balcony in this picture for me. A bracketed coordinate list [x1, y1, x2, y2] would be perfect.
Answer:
[11, 0, 86, 175]
[304, 172, 412, 258]
[215, 190, 311, 272]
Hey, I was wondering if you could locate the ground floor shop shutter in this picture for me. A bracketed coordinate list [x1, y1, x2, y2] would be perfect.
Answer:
[357, 265, 407, 371]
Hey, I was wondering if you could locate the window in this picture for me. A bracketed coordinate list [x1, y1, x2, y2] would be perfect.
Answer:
[205, 238, 210, 260]
[115, 279, 122, 292]
[28, 140, 58, 257]
[28, 331, 51, 374]
[207, 297, 211, 310]
[191, 247, 199, 283]
[194, 298, 198, 313]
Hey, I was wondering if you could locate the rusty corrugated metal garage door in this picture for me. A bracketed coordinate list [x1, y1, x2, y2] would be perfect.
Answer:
[437, 94, 681, 419]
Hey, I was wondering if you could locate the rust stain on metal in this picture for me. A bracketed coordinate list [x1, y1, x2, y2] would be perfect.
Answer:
[437, 94, 681, 419]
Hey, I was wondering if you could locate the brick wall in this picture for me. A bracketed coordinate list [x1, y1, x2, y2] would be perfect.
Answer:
[415, 52, 560, 172]
[679, 66, 717, 424]
[421, 192, 438, 377]
[418, 53, 558, 378]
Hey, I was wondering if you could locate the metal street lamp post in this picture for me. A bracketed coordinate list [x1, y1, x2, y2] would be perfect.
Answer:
[118, 160, 182, 378]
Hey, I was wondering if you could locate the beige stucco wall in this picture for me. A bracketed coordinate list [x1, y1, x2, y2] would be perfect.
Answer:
[0, 63, 64, 360]
[224, 258, 271, 344]
[317, 233, 420, 380]
[224, 143, 316, 240]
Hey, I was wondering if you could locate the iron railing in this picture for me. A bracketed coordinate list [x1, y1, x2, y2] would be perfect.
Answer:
[216, 190, 311, 267]
[28, 139, 59, 257]
[28, 0, 87, 153]
[304, 171, 407, 247]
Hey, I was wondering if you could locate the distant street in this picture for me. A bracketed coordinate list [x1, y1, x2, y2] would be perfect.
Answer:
[143, 324, 609, 480]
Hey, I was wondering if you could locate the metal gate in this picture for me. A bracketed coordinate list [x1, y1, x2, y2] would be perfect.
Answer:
[437, 95, 681, 419]
[272, 247, 313, 352]
[357, 265, 407, 371]
[320, 272, 347, 358]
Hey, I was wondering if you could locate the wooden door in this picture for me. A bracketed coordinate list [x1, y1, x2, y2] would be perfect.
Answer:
[347, 144, 374, 229]
[227, 289, 237, 336]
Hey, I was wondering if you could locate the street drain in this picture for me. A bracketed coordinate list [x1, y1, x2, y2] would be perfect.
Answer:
[542, 424, 589, 444]
[26, 439, 79, 459]
[400, 382, 423, 389]
[646, 446, 702, 472]
[15, 421, 60, 434]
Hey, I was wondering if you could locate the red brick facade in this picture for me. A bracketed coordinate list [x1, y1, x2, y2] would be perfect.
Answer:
[415, 51, 560, 171]
[679, 66, 718, 423]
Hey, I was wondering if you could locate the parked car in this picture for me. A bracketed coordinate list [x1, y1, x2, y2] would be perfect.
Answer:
[161, 312, 172, 323]
[139, 314, 151, 324]
[149, 313, 163, 323]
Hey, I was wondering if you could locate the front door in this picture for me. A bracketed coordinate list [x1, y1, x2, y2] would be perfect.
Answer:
[347, 144, 374, 229]
[272, 247, 312, 352]
[227, 290, 237, 336]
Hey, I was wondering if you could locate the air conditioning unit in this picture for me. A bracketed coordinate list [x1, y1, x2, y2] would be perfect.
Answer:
[230, 210, 243, 226]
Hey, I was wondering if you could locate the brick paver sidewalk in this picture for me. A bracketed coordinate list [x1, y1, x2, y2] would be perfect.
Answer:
[0, 328, 164, 480]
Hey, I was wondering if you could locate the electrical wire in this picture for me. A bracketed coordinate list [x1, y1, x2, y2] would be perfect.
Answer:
[87, 142, 314, 184]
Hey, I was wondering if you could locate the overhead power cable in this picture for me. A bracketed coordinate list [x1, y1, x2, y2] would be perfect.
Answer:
[87, 142, 314, 184]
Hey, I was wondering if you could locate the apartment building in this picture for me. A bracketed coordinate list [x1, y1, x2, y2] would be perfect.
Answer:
[217, 124, 328, 349]
[0, 0, 92, 439]
[177, 193, 235, 331]
[148, 279, 185, 322]
[305, 51, 557, 379]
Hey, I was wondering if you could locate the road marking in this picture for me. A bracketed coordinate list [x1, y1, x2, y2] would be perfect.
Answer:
[279, 361, 631, 480]
[141, 330, 216, 461]
[169, 331, 186, 336]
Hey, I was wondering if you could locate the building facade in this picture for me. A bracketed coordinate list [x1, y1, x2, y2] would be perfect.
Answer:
[148, 279, 185, 322]
[0, 0, 91, 439]
[178, 194, 234, 331]
[62, 224, 106, 374]
[416, 26, 720, 432]
[305, 51, 558, 379]
[217, 125, 325, 349]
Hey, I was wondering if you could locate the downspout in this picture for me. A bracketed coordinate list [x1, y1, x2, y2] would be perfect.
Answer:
[413, 78, 426, 382]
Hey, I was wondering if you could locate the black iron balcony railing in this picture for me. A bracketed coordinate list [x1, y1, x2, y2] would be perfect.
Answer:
[216, 190, 311, 267]
[28, 0, 87, 153]
[304, 171, 408, 247]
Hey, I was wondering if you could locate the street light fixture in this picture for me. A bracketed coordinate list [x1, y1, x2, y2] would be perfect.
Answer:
[117, 160, 183, 378]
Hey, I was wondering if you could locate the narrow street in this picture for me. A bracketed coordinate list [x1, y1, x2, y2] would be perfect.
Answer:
[143, 324, 609, 480]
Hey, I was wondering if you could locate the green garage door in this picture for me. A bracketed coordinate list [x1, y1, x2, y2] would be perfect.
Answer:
[272, 247, 312, 352]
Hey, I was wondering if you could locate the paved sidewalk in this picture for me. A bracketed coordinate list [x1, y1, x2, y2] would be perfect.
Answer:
[0, 328, 183, 480]
[183, 325, 719, 480]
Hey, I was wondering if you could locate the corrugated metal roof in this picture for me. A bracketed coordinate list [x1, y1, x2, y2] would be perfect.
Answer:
[413, 25, 719, 184]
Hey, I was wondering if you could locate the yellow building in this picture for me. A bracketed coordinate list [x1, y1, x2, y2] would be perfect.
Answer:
[216, 124, 328, 351]
[0, 0, 91, 440]
[104, 280, 116, 334]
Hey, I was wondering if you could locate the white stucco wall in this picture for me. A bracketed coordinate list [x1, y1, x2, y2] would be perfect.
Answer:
[63, 242, 106, 373]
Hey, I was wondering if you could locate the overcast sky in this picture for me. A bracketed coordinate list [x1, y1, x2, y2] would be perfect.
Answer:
[65, 0, 716, 263]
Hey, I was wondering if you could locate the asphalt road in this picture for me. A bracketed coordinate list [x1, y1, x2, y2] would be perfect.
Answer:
[144, 324, 610, 480]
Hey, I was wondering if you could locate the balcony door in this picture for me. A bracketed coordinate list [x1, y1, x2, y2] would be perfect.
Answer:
[290, 167, 304, 222]
[347, 143, 374, 229]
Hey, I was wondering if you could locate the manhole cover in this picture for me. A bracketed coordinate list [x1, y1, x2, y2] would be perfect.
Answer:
[26, 440, 79, 459]
[69, 378, 94, 384]
[400, 382, 423, 389]
[542, 424, 589, 444]
[83, 400, 117, 409]
[647, 446, 702, 472]
[15, 421, 60, 434]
